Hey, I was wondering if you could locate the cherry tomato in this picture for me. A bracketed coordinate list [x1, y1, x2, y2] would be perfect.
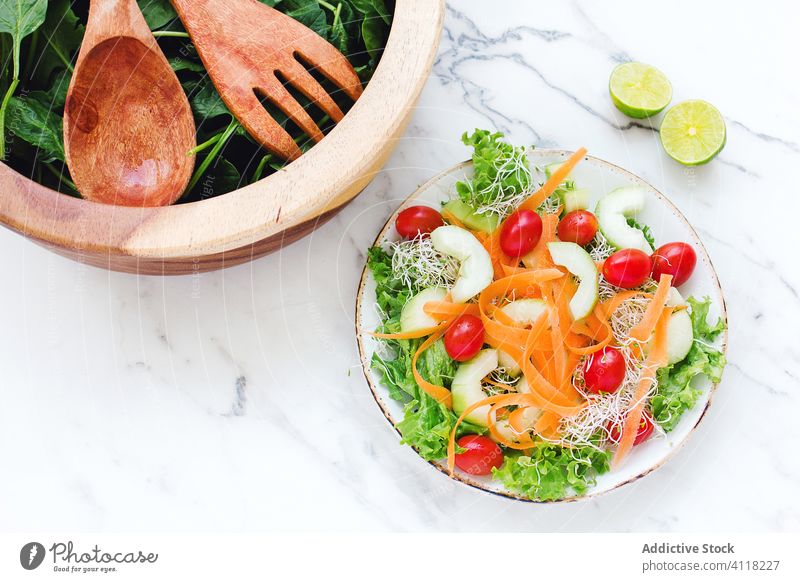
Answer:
[607, 412, 655, 446]
[602, 248, 652, 288]
[454, 435, 504, 475]
[395, 205, 445, 239]
[444, 314, 485, 362]
[651, 242, 697, 287]
[557, 210, 599, 246]
[583, 346, 626, 394]
[500, 209, 543, 258]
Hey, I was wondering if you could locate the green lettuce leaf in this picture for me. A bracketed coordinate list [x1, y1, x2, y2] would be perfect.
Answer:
[651, 296, 726, 431]
[493, 442, 611, 501]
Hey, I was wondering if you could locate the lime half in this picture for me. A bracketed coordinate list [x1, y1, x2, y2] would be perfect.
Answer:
[660, 100, 726, 165]
[609, 62, 672, 118]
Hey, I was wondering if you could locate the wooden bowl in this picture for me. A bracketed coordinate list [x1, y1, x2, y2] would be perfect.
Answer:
[0, 0, 444, 275]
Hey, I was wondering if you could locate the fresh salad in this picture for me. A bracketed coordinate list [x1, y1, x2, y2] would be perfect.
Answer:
[366, 130, 726, 501]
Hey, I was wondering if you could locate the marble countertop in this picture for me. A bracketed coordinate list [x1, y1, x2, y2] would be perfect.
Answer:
[2, 1, 798, 532]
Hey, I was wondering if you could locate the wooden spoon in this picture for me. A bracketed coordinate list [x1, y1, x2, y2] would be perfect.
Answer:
[170, 0, 364, 161]
[64, 0, 196, 207]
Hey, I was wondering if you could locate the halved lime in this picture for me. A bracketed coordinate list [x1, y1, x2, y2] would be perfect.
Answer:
[609, 62, 672, 118]
[660, 100, 726, 165]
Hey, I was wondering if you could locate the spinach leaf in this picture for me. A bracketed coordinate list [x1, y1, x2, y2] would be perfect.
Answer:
[0, 0, 47, 77]
[138, 0, 178, 31]
[188, 156, 241, 200]
[361, 15, 387, 60]
[0, 0, 47, 158]
[6, 92, 64, 162]
[183, 77, 232, 122]
[169, 56, 205, 74]
[31, 0, 83, 86]
[283, 0, 330, 38]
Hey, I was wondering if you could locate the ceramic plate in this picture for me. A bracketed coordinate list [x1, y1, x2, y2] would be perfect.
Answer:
[355, 149, 728, 502]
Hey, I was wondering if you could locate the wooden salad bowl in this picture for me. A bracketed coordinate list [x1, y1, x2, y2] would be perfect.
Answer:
[0, 0, 444, 275]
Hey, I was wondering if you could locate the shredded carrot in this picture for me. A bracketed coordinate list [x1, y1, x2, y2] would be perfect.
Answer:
[423, 301, 480, 320]
[629, 274, 673, 342]
[612, 307, 673, 467]
[600, 289, 650, 319]
[565, 305, 613, 355]
[534, 410, 561, 439]
[370, 325, 443, 340]
[519, 147, 588, 212]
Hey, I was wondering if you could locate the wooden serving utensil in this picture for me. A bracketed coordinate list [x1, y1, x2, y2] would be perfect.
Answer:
[170, 0, 364, 161]
[64, 0, 196, 207]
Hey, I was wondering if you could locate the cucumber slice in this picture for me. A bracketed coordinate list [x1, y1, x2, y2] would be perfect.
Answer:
[501, 298, 547, 324]
[497, 299, 548, 375]
[430, 225, 493, 303]
[547, 242, 599, 320]
[442, 200, 499, 233]
[561, 188, 590, 213]
[451, 349, 498, 427]
[665, 288, 693, 364]
[400, 287, 448, 333]
[544, 163, 588, 212]
[594, 186, 651, 253]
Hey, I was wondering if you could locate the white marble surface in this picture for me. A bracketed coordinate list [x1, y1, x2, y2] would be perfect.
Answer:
[1, 0, 798, 532]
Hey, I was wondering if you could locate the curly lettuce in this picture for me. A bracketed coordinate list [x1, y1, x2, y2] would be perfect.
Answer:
[493, 442, 611, 501]
[651, 296, 726, 431]
[454, 129, 533, 218]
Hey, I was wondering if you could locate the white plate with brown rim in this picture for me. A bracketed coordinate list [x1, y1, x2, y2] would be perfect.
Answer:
[355, 149, 728, 502]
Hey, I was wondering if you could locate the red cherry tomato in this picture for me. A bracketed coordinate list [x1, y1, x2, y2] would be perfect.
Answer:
[557, 210, 599, 247]
[454, 435, 504, 475]
[444, 315, 485, 362]
[499, 209, 543, 258]
[651, 242, 697, 287]
[395, 205, 445, 239]
[602, 248, 652, 288]
[608, 412, 655, 446]
[583, 346, 626, 394]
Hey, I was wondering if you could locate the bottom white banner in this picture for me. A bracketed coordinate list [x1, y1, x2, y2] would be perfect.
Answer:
[1, 533, 797, 581]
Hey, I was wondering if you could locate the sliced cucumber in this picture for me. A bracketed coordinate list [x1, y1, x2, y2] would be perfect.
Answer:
[430, 225, 493, 303]
[451, 349, 498, 427]
[500, 298, 547, 324]
[496, 299, 548, 376]
[665, 288, 693, 364]
[442, 200, 499, 233]
[544, 163, 588, 212]
[594, 186, 651, 253]
[561, 188, 590, 213]
[400, 287, 448, 333]
[547, 242, 599, 320]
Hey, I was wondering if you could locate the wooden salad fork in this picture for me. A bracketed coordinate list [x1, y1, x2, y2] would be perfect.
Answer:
[170, 0, 364, 161]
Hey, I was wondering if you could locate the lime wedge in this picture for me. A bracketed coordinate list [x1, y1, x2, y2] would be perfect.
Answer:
[660, 100, 726, 165]
[609, 62, 672, 118]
